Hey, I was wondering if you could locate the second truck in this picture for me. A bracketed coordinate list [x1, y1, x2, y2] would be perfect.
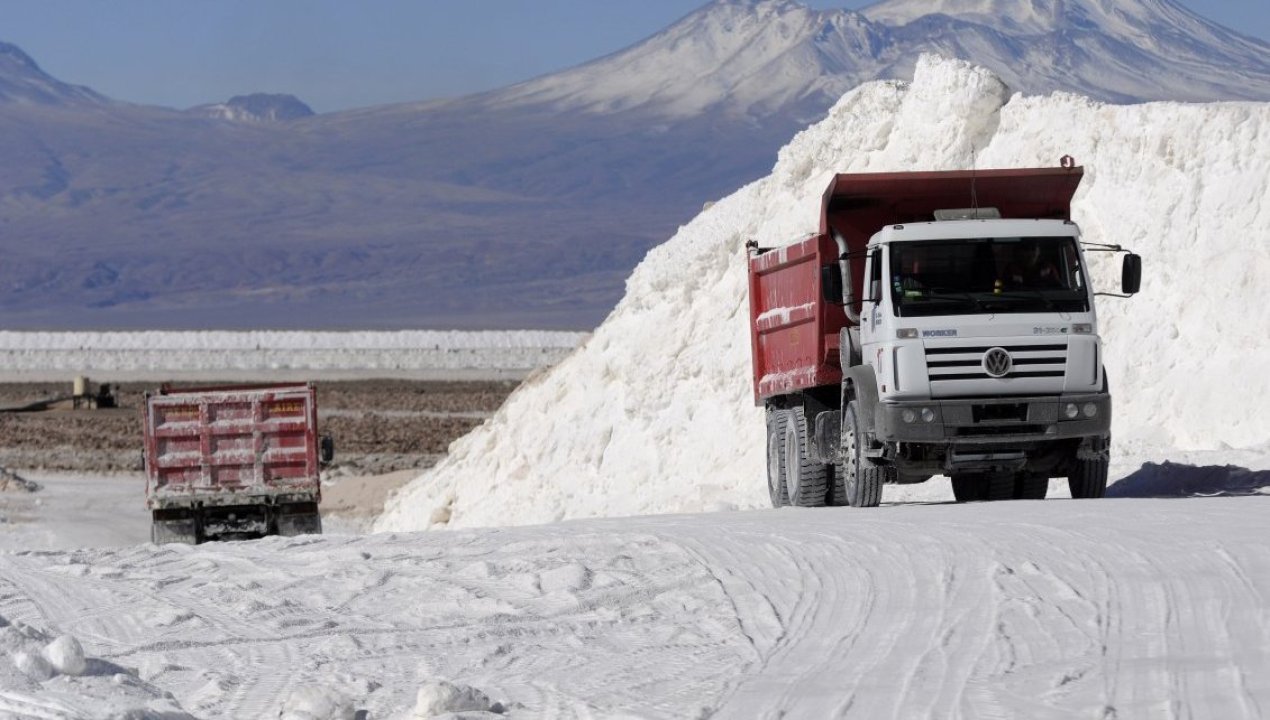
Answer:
[143, 382, 333, 543]
[748, 159, 1140, 506]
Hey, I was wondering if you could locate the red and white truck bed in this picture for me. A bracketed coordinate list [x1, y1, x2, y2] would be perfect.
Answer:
[143, 382, 328, 543]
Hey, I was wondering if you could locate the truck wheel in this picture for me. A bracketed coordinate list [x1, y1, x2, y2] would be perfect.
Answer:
[835, 401, 885, 507]
[1014, 474, 1049, 500]
[766, 407, 789, 508]
[985, 473, 1016, 501]
[784, 408, 828, 507]
[1068, 457, 1109, 499]
[951, 474, 986, 503]
[955, 472, 1036, 500]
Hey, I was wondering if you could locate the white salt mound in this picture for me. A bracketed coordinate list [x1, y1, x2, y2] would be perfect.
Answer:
[277, 686, 357, 720]
[44, 634, 87, 676]
[0, 330, 584, 377]
[413, 679, 495, 717]
[376, 54, 1270, 533]
[13, 650, 55, 681]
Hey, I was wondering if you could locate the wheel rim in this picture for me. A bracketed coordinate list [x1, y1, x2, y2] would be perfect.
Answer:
[842, 409, 859, 498]
[785, 427, 800, 504]
[767, 427, 782, 502]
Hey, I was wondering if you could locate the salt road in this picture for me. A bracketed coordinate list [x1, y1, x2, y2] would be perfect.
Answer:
[1, 495, 1268, 718]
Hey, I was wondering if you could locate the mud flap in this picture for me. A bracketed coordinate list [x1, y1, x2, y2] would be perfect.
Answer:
[276, 502, 323, 537]
[811, 410, 841, 464]
[151, 509, 198, 544]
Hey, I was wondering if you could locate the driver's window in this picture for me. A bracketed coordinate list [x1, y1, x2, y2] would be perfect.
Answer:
[868, 248, 883, 303]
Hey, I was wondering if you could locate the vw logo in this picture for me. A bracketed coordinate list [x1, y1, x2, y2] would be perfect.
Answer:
[982, 347, 1013, 378]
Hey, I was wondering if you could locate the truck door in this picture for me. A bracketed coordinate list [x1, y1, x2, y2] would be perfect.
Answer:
[860, 245, 886, 345]
[860, 245, 888, 381]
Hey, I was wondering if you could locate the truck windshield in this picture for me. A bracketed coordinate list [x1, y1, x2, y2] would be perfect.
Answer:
[890, 237, 1089, 317]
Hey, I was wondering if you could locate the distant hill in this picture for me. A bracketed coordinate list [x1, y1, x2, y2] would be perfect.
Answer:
[1, 0, 1267, 330]
[0, 41, 106, 105]
[189, 93, 315, 123]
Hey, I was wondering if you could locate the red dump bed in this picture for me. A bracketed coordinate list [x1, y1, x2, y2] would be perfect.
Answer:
[748, 164, 1083, 404]
[143, 383, 321, 509]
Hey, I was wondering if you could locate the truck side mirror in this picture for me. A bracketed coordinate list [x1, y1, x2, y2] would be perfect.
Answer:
[320, 435, 335, 465]
[1121, 253, 1142, 295]
[821, 265, 844, 304]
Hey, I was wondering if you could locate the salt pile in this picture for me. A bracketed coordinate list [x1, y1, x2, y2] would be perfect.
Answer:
[0, 330, 586, 379]
[376, 55, 1270, 532]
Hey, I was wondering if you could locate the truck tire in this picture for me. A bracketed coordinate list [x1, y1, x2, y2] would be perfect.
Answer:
[784, 408, 828, 507]
[1014, 474, 1049, 500]
[834, 401, 885, 507]
[951, 474, 985, 503]
[766, 407, 789, 508]
[951, 474, 1015, 502]
[1068, 457, 1109, 499]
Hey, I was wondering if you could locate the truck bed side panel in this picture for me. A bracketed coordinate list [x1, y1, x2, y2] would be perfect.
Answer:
[748, 235, 848, 404]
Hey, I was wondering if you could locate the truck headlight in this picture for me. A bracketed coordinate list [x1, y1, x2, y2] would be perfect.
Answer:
[1082, 403, 1098, 418]
[1072, 323, 1093, 334]
[921, 408, 936, 423]
[1064, 403, 1079, 419]
[902, 409, 917, 424]
[897, 328, 918, 339]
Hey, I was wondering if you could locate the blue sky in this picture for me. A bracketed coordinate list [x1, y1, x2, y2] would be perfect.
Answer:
[4, 0, 1267, 112]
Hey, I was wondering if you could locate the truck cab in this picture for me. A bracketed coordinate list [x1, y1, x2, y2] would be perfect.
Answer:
[858, 218, 1113, 494]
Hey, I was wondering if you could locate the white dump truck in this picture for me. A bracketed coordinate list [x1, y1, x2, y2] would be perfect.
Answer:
[747, 160, 1140, 506]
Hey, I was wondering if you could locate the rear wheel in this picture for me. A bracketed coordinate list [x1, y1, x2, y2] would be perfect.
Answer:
[1068, 457, 1109, 499]
[784, 408, 828, 507]
[835, 401, 886, 507]
[765, 407, 789, 508]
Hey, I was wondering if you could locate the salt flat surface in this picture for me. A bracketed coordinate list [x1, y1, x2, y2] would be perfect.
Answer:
[0, 473, 149, 552]
[0, 473, 370, 553]
[0, 497, 1268, 718]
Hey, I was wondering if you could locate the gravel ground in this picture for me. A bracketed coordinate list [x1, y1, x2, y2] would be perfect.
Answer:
[0, 379, 517, 475]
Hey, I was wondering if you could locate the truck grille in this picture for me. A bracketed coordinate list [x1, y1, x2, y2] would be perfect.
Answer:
[925, 342, 1067, 382]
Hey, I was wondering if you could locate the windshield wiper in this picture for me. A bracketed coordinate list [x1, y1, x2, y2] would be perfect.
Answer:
[987, 289, 1058, 310]
[919, 289, 987, 311]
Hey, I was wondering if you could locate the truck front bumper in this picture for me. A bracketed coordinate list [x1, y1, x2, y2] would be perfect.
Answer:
[875, 393, 1110, 444]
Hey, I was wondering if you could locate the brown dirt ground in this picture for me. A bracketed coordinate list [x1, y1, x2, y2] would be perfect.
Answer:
[0, 380, 518, 476]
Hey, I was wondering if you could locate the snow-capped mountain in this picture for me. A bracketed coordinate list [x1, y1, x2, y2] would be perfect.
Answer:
[189, 93, 315, 123]
[860, 0, 1270, 102]
[0, 41, 105, 105]
[0, 0, 1268, 331]
[490, 0, 879, 119]
[492, 0, 1270, 116]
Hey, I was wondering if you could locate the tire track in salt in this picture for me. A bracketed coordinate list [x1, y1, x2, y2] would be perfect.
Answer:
[658, 500, 1270, 719]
